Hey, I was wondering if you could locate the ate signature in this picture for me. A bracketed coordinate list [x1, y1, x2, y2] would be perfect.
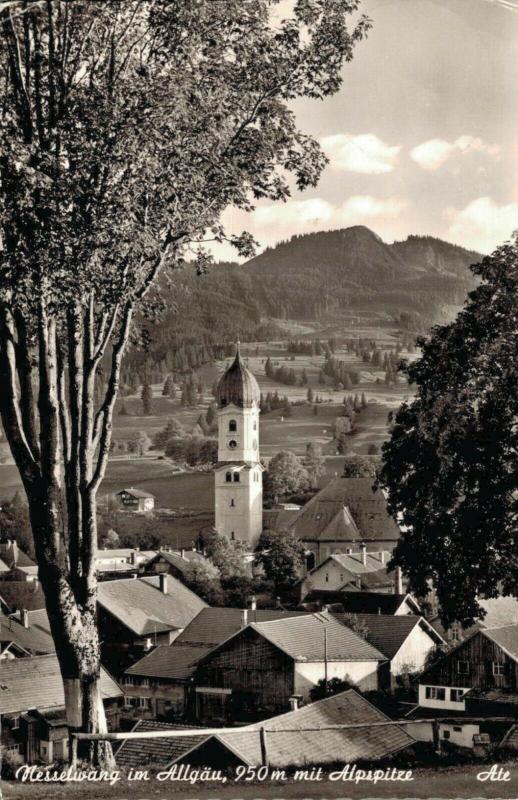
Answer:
[477, 765, 512, 782]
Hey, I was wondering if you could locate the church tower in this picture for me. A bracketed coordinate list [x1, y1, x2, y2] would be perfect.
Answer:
[214, 344, 263, 547]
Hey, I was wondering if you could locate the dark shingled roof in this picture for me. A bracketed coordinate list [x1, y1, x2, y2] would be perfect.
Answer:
[215, 347, 260, 409]
[115, 721, 207, 769]
[303, 590, 420, 615]
[97, 576, 206, 636]
[0, 542, 35, 568]
[289, 477, 400, 544]
[0, 580, 46, 613]
[333, 613, 444, 659]
[126, 643, 212, 680]
[0, 654, 121, 714]
[174, 690, 414, 768]
[151, 549, 212, 577]
[116, 488, 155, 499]
[174, 607, 308, 647]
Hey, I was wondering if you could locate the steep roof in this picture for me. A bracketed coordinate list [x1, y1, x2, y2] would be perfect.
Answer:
[97, 576, 206, 636]
[0, 558, 11, 572]
[12, 607, 51, 634]
[289, 477, 400, 543]
[304, 590, 419, 615]
[175, 690, 413, 768]
[333, 613, 444, 659]
[195, 613, 385, 664]
[126, 644, 212, 680]
[215, 347, 260, 409]
[152, 549, 211, 576]
[0, 580, 46, 612]
[0, 612, 55, 655]
[0, 542, 35, 568]
[0, 654, 121, 714]
[175, 607, 308, 647]
[116, 721, 207, 769]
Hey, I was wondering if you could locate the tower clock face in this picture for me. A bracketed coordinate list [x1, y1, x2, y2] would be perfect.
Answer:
[228, 440, 237, 449]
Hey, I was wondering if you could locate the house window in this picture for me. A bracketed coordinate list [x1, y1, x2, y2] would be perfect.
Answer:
[140, 678, 150, 687]
[231, 531, 235, 540]
[124, 677, 135, 686]
[228, 439, 237, 449]
[253, 420, 257, 431]
[453, 726, 462, 732]
[229, 420, 237, 432]
[225, 472, 232, 483]
[233, 473, 240, 482]
[325, 573, 329, 583]
[442, 730, 451, 740]
[138, 697, 150, 709]
[457, 660, 469, 674]
[124, 696, 134, 708]
[11, 715, 20, 730]
[493, 662, 505, 676]
[450, 689, 464, 702]
[425, 686, 446, 701]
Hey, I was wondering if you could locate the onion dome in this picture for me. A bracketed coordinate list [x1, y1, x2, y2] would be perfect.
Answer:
[216, 343, 260, 409]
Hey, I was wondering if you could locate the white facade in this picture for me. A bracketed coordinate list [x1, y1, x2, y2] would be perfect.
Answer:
[389, 623, 440, 686]
[215, 403, 263, 547]
[294, 660, 380, 700]
[418, 683, 469, 711]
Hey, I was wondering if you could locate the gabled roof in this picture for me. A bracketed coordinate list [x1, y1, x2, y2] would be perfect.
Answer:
[126, 643, 212, 680]
[333, 613, 444, 659]
[0, 580, 46, 613]
[175, 607, 308, 647]
[97, 576, 206, 636]
[289, 476, 400, 543]
[0, 558, 11, 572]
[151, 549, 211, 576]
[175, 690, 413, 768]
[12, 608, 51, 634]
[116, 488, 155, 499]
[0, 612, 55, 655]
[116, 721, 207, 769]
[0, 654, 121, 715]
[0, 542, 35, 568]
[196, 613, 386, 665]
[310, 551, 390, 576]
[304, 590, 420, 615]
[318, 507, 361, 542]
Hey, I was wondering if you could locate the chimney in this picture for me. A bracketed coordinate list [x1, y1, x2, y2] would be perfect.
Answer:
[289, 695, 300, 712]
[361, 544, 367, 566]
[21, 609, 29, 629]
[379, 551, 386, 565]
[143, 637, 153, 651]
[242, 609, 248, 627]
[355, 576, 362, 589]
[180, 548, 186, 559]
[276, 596, 282, 609]
[395, 566, 403, 595]
[130, 550, 136, 565]
[159, 574, 169, 594]
[248, 595, 257, 611]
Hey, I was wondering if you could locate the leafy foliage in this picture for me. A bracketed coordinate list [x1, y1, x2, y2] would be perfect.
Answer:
[256, 528, 305, 589]
[263, 450, 309, 501]
[378, 236, 518, 626]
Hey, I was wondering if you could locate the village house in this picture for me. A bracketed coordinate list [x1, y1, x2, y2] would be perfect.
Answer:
[334, 613, 445, 689]
[115, 689, 413, 770]
[115, 487, 155, 512]
[96, 547, 157, 578]
[302, 589, 421, 615]
[145, 547, 212, 584]
[298, 548, 394, 599]
[287, 475, 401, 567]
[430, 595, 518, 645]
[121, 606, 310, 721]
[192, 613, 386, 723]
[0, 610, 55, 658]
[418, 624, 518, 716]
[0, 654, 122, 765]
[97, 575, 207, 676]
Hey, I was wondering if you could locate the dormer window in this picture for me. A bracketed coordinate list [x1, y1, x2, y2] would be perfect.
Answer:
[233, 473, 240, 483]
[225, 472, 232, 483]
[229, 420, 237, 432]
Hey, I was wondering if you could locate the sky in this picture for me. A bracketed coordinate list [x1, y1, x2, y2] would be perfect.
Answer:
[213, 0, 518, 260]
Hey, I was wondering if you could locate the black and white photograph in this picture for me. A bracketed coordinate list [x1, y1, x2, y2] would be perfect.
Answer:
[0, 1, 516, 799]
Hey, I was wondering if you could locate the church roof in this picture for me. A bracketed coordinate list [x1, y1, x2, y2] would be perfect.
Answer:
[289, 477, 400, 544]
[216, 346, 260, 409]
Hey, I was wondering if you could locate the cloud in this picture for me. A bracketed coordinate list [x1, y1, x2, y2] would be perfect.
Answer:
[445, 196, 518, 253]
[411, 136, 500, 171]
[210, 195, 407, 259]
[321, 133, 401, 174]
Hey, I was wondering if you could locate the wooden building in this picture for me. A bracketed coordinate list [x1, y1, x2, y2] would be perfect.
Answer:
[115, 487, 155, 512]
[418, 625, 518, 713]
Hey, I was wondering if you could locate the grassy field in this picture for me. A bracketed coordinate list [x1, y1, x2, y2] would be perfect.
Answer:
[0, 318, 416, 509]
[3, 762, 518, 800]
